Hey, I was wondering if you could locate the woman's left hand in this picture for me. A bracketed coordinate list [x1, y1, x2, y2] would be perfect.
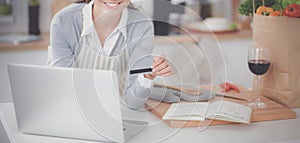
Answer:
[144, 56, 172, 80]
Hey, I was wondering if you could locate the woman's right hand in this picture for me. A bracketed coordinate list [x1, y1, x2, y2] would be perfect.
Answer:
[144, 56, 172, 80]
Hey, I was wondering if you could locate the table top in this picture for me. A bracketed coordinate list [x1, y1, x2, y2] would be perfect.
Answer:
[146, 85, 296, 128]
[1, 102, 299, 143]
[0, 30, 252, 52]
[155, 29, 252, 44]
[0, 34, 50, 52]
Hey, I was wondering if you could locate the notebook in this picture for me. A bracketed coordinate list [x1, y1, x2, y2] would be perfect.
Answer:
[163, 100, 253, 124]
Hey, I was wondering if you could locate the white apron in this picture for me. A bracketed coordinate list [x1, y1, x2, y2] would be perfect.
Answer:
[74, 34, 129, 95]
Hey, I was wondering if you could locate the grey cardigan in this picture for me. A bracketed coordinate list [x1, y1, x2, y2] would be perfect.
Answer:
[49, 3, 154, 109]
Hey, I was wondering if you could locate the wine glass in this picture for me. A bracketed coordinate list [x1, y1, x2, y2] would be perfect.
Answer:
[248, 47, 271, 108]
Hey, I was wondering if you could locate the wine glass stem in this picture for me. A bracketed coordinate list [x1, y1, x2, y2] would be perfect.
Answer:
[256, 75, 261, 103]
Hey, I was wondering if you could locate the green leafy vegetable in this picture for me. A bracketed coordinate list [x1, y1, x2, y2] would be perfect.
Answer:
[282, 0, 300, 8]
[0, 4, 12, 16]
[238, 0, 276, 16]
[238, 0, 254, 16]
[29, 0, 40, 6]
[228, 23, 237, 30]
[271, 0, 282, 11]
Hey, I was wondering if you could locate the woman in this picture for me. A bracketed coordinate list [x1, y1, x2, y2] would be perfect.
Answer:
[49, 0, 171, 109]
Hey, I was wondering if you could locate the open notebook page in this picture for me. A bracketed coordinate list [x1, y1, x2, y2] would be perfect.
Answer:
[163, 102, 209, 121]
[206, 101, 252, 123]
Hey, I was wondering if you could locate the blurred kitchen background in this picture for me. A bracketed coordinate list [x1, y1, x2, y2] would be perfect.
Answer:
[0, 0, 241, 34]
[0, 0, 253, 103]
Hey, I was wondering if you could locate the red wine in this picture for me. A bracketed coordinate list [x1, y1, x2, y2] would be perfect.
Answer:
[248, 60, 270, 75]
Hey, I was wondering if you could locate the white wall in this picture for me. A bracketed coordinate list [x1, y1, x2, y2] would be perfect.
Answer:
[210, 0, 232, 21]
[220, 39, 253, 89]
[138, 0, 154, 18]
[0, 0, 55, 34]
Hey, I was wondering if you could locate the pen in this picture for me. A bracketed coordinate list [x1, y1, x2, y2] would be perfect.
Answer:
[130, 68, 152, 75]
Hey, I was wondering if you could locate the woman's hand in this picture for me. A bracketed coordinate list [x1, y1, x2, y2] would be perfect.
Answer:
[144, 56, 172, 80]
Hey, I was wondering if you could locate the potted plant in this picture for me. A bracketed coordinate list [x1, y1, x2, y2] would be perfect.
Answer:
[29, 0, 40, 35]
[0, 3, 12, 16]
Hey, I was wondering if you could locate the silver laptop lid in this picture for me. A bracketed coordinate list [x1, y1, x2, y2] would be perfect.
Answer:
[8, 64, 124, 142]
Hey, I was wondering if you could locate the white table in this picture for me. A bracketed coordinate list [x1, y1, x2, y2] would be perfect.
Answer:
[1, 102, 300, 143]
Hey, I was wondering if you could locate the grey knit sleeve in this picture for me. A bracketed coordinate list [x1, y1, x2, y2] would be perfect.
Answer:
[49, 14, 75, 67]
[124, 21, 154, 109]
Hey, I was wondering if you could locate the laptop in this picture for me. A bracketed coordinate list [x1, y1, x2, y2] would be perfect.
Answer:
[7, 64, 147, 142]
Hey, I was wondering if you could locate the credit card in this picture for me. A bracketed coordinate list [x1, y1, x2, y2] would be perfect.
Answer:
[130, 68, 152, 74]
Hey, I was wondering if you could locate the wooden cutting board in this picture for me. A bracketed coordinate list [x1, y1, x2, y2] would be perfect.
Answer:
[146, 85, 296, 128]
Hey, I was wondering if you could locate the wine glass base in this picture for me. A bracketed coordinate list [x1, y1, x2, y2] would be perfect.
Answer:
[248, 102, 267, 108]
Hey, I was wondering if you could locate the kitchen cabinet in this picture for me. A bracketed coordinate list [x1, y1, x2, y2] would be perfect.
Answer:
[0, 31, 253, 102]
[0, 50, 48, 102]
[219, 38, 253, 89]
[0, 34, 49, 102]
[154, 31, 253, 89]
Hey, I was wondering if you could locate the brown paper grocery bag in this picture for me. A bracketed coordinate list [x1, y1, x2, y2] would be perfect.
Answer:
[253, 14, 300, 108]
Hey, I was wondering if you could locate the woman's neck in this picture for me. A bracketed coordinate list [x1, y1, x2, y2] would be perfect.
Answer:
[92, 5, 122, 46]
[92, 5, 122, 28]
